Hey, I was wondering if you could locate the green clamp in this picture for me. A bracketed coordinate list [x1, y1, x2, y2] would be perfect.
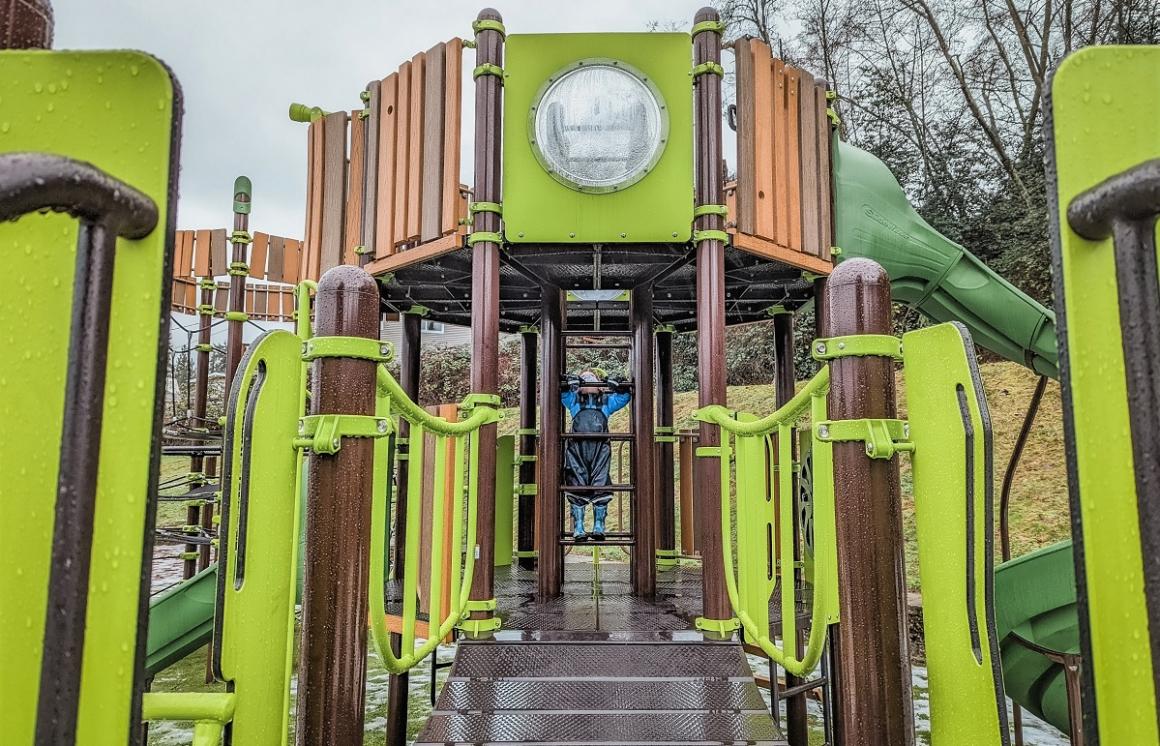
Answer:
[294, 414, 392, 455]
[403, 304, 430, 317]
[691, 19, 726, 35]
[766, 304, 790, 317]
[815, 418, 913, 460]
[458, 616, 502, 635]
[811, 335, 902, 361]
[827, 108, 841, 126]
[224, 311, 248, 322]
[518, 325, 539, 335]
[230, 230, 252, 245]
[228, 261, 250, 277]
[302, 336, 393, 363]
[469, 201, 503, 216]
[826, 89, 838, 101]
[695, 616, 740, 636]
[467, 230, 503, 246]
[461, 392, 502, 412]
[516, 427, 539, 436]
[692, 61, 725, 78]
[516, 484, 538, 496]
[472, 18, 506, 37]
[513, 550, 538, 559]
[473, 63, 504, 83]
[179, 551, 200, 561]
[198, 278, 218, 290]
[197, 304, 216, 317]
[354, 244, 374, 255]
[196, 343, 213, 353]
[695, 446, 723, 458]
[654, 323, 676, 334]
[656, 548, 680, 568]
[692, 229, 729, 244]
[829, 245, 842, 257]
[464, 598, 496, 612]
[515, 454, 537, 464]
[693, 203, 728, 218]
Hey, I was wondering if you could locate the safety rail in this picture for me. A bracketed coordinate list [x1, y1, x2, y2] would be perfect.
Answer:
[693, 366, 837, 677]
[369, 365, 501, 674]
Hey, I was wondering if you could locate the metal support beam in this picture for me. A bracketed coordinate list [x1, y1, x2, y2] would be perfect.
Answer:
[224, 177, 251, 393]
[518, 328, 538, 570]
[655, 327, 676, 560]
[631, 286, 657, 597]
[825, 259, 913, 746]
[296, 266, 380, 746]
[537, 288, 564, 598]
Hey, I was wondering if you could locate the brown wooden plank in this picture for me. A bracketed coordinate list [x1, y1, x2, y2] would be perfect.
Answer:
[363, 80, 381, 255]
[733, 39, 757, 236]
[816, 82, 833, 261]
[375, 75, 398, 258]
[345, 109, 366, 266]
[753, 43, 775, 239]
[266, 235, 285, 283]
[441, 40, 463, 236]
[250, 231, 269, 279]
[283, 288, 296, 319]
[214, 283, 228, 313]
[255, 286, 268, 317]
[320, 111, 349, 274]
[362, 232, 463, 276]
[770, 58, 787, 247]
[421, 42, 446, 243]
[732, 231, 832, 275]
[305, 119, 326, 281]
[798, 68, 820, 259]
[784, 66, 802, 252]
[178, 229, 194, 278]
[392, 63, 412, 249]
[188, 230, 209, 278]
[405, 52, 426, 243]
[209, 229, 228, 277]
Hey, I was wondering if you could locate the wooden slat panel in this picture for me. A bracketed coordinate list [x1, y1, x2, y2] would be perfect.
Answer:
[191, 230, 210, 278]
[266, 235, 285, 283]
[441, 40, 463, 236]
[304, 120, 325, 281]
[255, 286, 268, 317]
[320, 111, 349, 274]
[753, 47, 775, 239]
[816, 83, 833, 260]
[376, 74, 399, 257]
[214, 284, 228, 313]
[783, 66, 802, 252]
[363, 80, 381, 255]
[250, 231, 269, 279]
[179, 230, 196, 278]
[282, 288, 295, 319]
[345, 109, 366, 266]
[405, 53, 426, 243]
[392, 62, 412, 249]
[798, 69, 819, 258]
[421, 43, 446, 242]
[283, 238, 301, 284]
[770, 58, 787, 247]
[209, 229, 228, 277]
[734, 39, 757, 236]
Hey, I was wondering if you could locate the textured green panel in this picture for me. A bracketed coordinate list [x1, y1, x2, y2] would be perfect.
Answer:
[0, 50, 178, 744]
[215, 330, 303, 743]
[503, 33, 693, 243]
[494, 435, 515, 567]
[1047, 45, 1160, 744]
[145, 565, 217, 675]
[903, 322, 1006, 745]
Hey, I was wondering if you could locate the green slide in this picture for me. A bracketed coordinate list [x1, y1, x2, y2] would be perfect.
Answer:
[832, 141, 1078, 734]
[145, 565, 217, 676]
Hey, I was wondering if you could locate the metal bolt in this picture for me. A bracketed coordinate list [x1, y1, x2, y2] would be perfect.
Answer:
[377, 419, 388, 433]
[620, 232, 627, 238]
[903, 423, 910, 438]
[302, 342, 309, 354]
[569, 232, 576, 238]
[837, 341, 846, 350]
[298, 420, 306, 433]
[815, 342, 827, 355]
[380, 344, 390, 357]
[817, 424, 829, 439]
[518, 231, 525, 238]
[672, 232, 679, 238]
[331, 438, 340, 450]
[866, 443, 875, 456]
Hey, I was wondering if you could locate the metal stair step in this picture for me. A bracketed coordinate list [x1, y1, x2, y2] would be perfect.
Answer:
[448, 641, 752, 680]
[434, 678, 768, 712]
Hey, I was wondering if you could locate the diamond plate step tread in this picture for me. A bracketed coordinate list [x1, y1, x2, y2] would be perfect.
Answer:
[415, 712, 785, 744]
[449, 642, 752, 679]
[434, 679, 768, 712]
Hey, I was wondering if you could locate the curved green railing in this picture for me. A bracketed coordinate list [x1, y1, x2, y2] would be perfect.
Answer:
[369, 366, 501, 674]
[694, 366, 837, 677]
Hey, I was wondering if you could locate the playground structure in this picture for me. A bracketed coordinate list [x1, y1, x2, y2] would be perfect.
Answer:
[3, 3, 1160, 745]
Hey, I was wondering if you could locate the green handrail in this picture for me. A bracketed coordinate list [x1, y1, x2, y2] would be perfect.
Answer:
[694, 366, 838, 677]
[368, 365, 500, 674]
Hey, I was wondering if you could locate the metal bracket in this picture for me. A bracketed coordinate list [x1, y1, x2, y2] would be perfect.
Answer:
[460, 392, 502, 412]
[224, 311, 248, 322]
[469, 201, 503, 216]
[513, 550, 538, 559]
[516, 427, 539, 436]
[472, 19, 506, 37]
[691, 19, 726, 35]
[354, 244, 373, 255]
[695, 446, 723, 458]
[302, 336, 393, 363]
[472, 63, 504, 83]
[811, 334, 902, 361]
[814, 418, 913, 460]
[294, 414, 392, 455]
[229, 230, 252, 245]
[515, 484, 538, 496]
[197, 304, 216, 317]
[695, 616, 740, 636]
[692, 61, 725, 78]
[692, 229, 729, 244]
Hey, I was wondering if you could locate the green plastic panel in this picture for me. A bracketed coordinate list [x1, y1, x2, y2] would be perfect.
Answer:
[0, 50, 179, 744]
[502, 33, 693, 243]
[1046, 45, 1160, 744]
[494, 434, 515, 567]
[833, 140, 1058, 378]
[213, 330, 303, 744]
[146, 565, 217, 675]
[903, 322, 1007, 745]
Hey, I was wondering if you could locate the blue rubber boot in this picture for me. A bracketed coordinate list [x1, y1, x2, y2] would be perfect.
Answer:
[591, 504, 607, 541]
[571, 502, 588, 542]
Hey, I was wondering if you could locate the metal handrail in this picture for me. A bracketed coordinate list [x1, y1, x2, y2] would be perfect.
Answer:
[694, 366, 837, 677]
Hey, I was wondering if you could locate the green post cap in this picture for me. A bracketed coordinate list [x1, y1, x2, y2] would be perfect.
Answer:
[288, 102, 327, 123]
[233, 176, 252, 214]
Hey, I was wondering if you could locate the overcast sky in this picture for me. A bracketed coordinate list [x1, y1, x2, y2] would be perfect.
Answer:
[54, 1, 714, 239]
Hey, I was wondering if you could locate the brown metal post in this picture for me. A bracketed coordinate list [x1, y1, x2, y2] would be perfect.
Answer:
[692, 6, 730, 631]
[223, 177, 251, 393]
[679, 432, 697, 556]
[468, 7, 504, 624]
[631, 286, 657, 597]
[518, 326, 538, 570]
[1, 0, 52, 49]
[774, 310, 808, 745]
[537, 287, 564, 598]
[198, 456, 216, 571]
[360, 79, 380, 269]
[295, 266, 381, 746]
[183, 274, 217, 580]
[655, 327, 676, 560]
[385, 308, 421, 746]
[825, 258, 913, 746]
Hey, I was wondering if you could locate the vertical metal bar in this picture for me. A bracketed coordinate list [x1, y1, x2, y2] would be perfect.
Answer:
[468, 8, 504, 625]
[184, 274, 216, 580]
[679, 432, 696, 556]
[518, 327, 538, 570]
[656, 327, 676, 558]
[692, 5, 730, 631]
[631, 285, 656, 596]
[0, 0, 53, 49]
[402, 423, 425, 654]
[295, 266, 380, 746]
[199, 455, 217, 572]
[224, 177, 251, 393]
[538, 287, 564, 598]
[775, 310, 809, 745]
[825, 258, 913, 746]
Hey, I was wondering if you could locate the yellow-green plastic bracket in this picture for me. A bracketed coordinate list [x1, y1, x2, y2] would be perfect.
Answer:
[811, 334, 902, 361]
[693, 204, 728, 218]
[691, 19, 726, 35]
[692, 229, 729, 243]
[814, 418, 912, 460]
[692, 61, 725, 78]
[295, 414, 391, 454]
[302, 335, 393, 363]
[473, 63, 504, 82]
[468, 230, 504, 246]
[141, 693, 236, 746]
[472, 19, 506, 37]
[695, 616, 741, 636]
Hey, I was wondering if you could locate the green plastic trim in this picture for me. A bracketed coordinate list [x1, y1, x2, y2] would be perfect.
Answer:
[516, 484, 538, 496]
[516, 427, 539, 436]
[196, 343, 213, 353]
[294, 414, 391, 454]
[513, 550, 538, 559]
[377, 367, 502, 434]
[695, 445, 723, 457]
[233, 176, 252, 214]
[460, 392, 502, 411]
[655, 426, 674, 434]
[654, 323, 676, 333]
[403, 304, 430, 317]
[302, 336, 393, 363]
[228, 261, 249, 277]
[178, 551, 199, 561]
[693, 203, 728, 217]
[692, 61, 725, 78]
[814, 418, 912, 460]
[472, 19, 506, 37]
[288, 102, 328, 123]
[197, 304, 216, 316]
[695, 616, 740, 635]
[473, 63, 505, 82]
[827, 108, 841, 126]
[811, 334, 903, 361]
[224, 311, 248, 322]
[515, 454, 537, 464]
[518, 324, 539, 335]
[354, 244, 373, 255]
[467, 230, 504, 246]
[198, 278, 217, 290]
[457, 616, 502, 635]
[655, 436, 678, 443]
[230, 230, 252, 245]
[469, 201, 503, 215]
[691, 19, 726, 35]
[464, 598, 496, 612]
[693, 229, 729, 243]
